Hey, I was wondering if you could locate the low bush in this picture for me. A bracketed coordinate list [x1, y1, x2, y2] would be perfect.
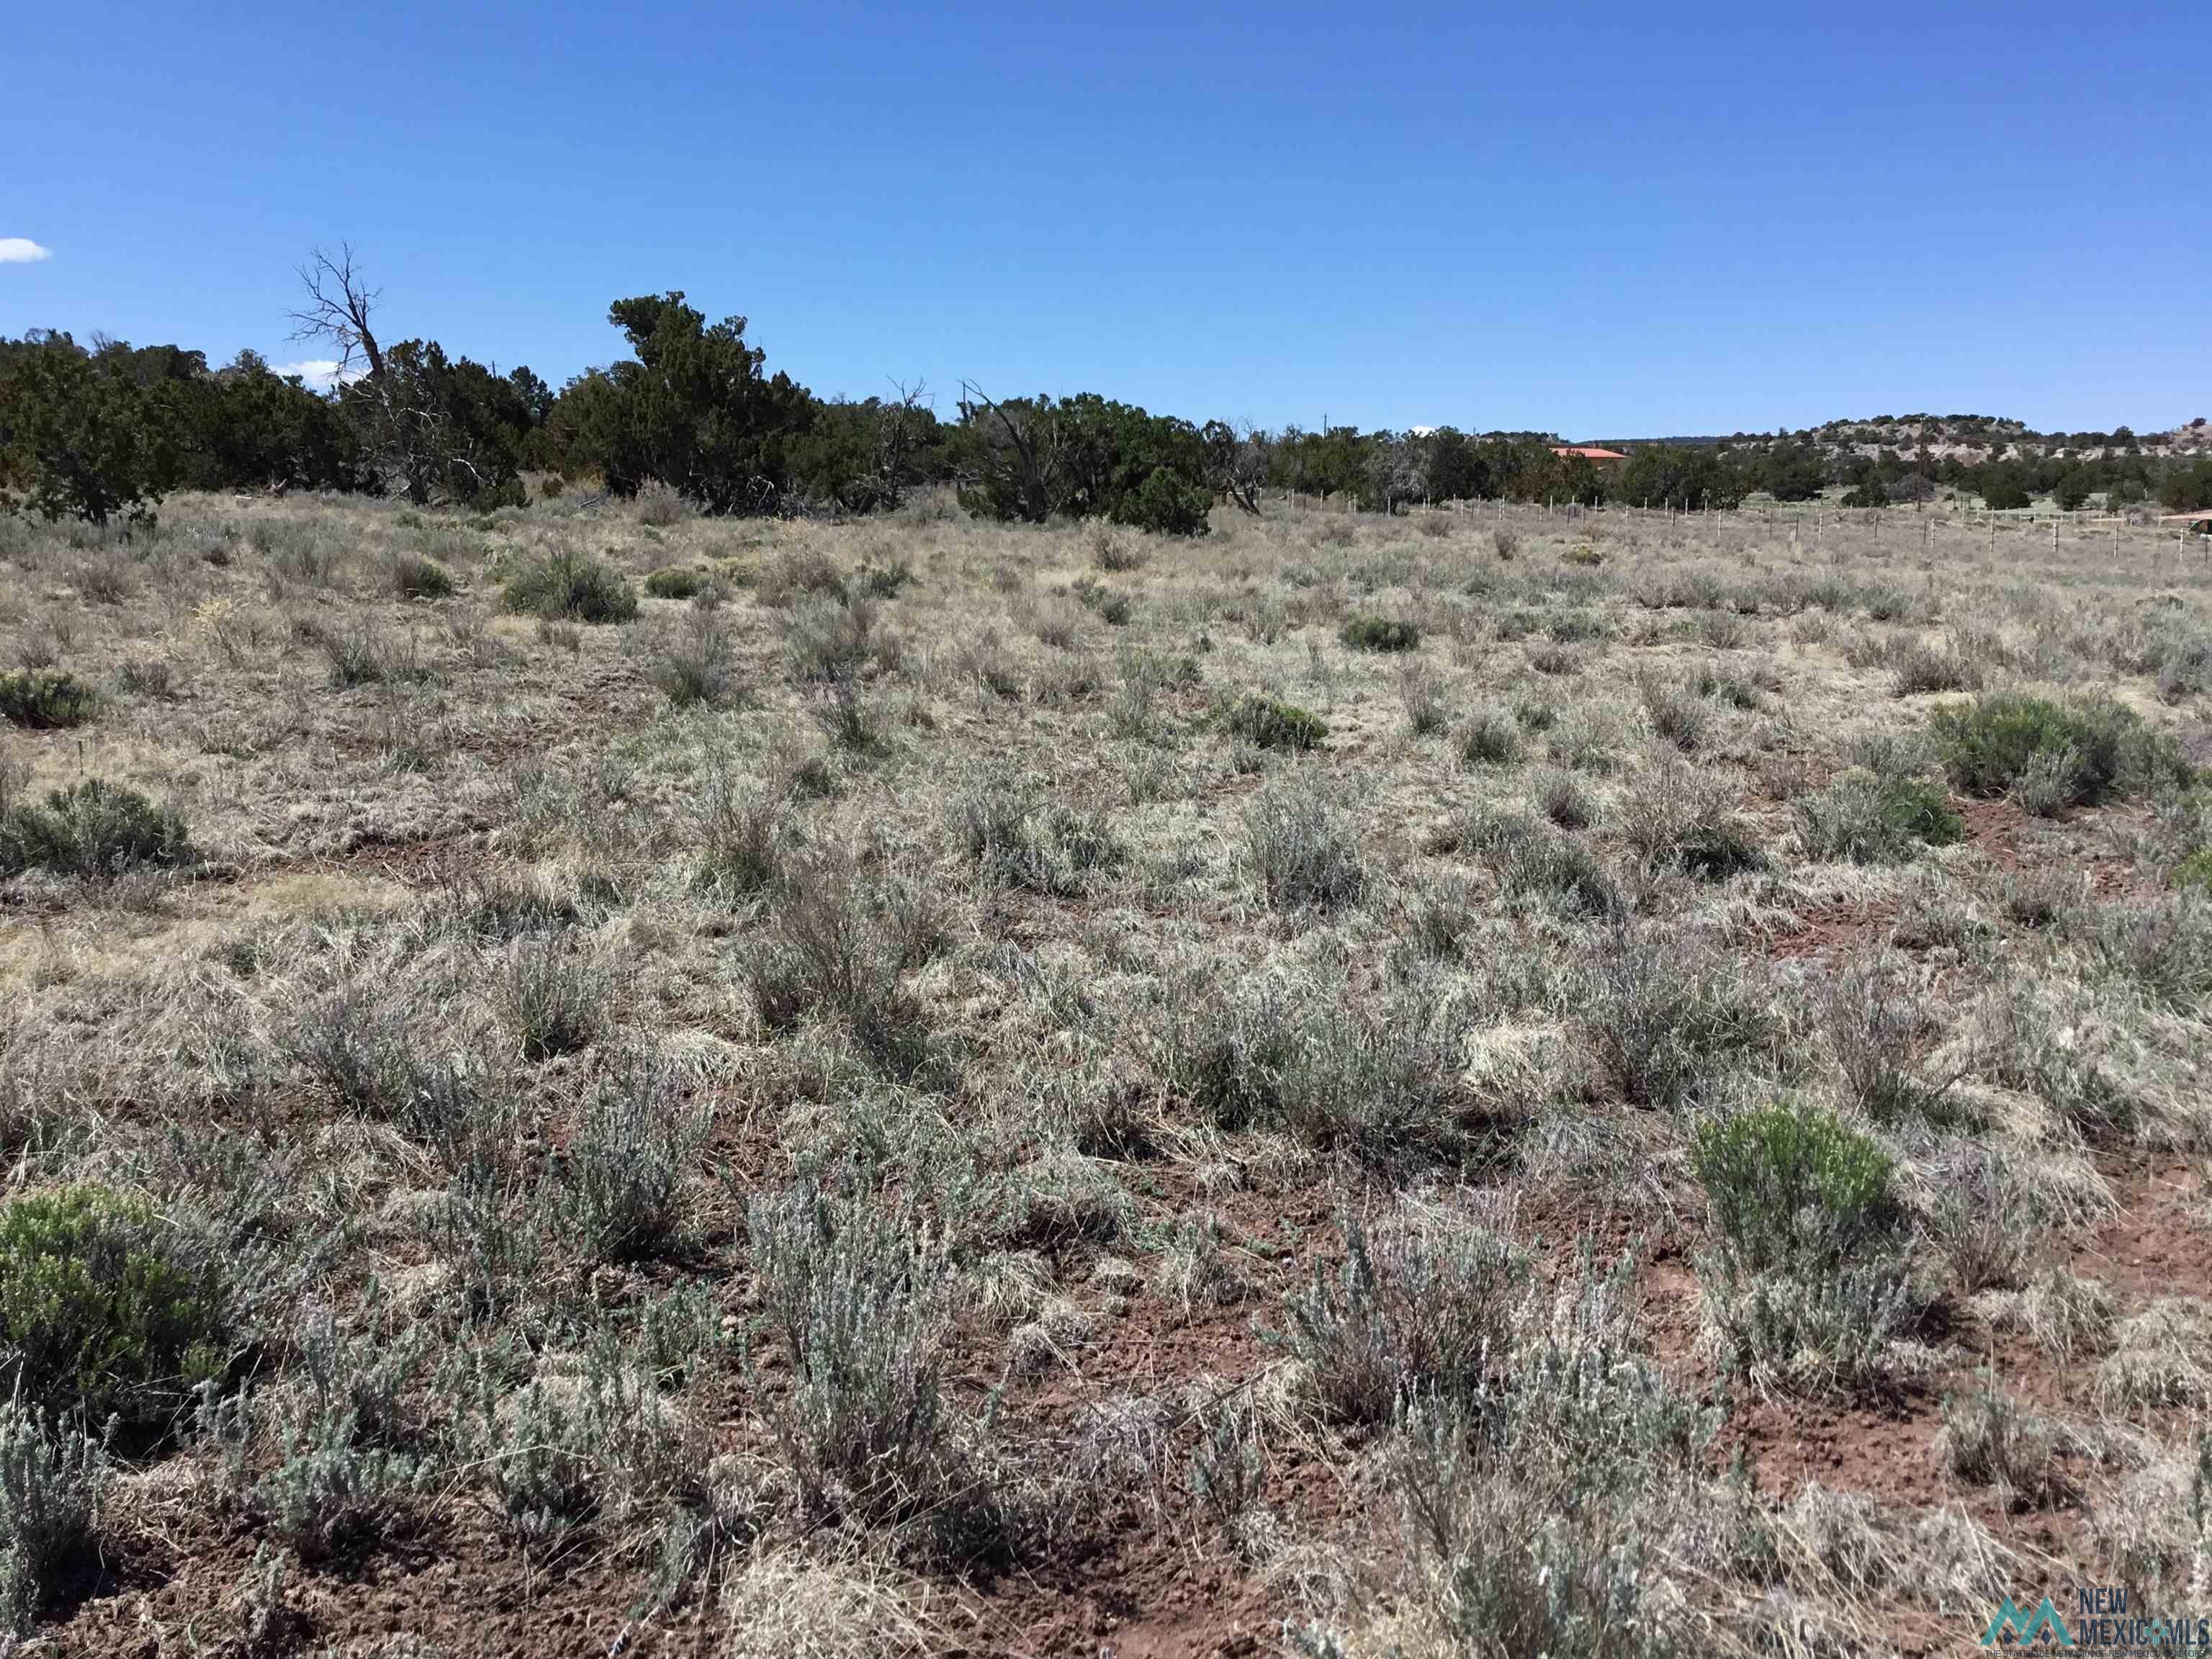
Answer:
[1692, 1104, 1899, 1274]
[0, 779, 193, 880]
[1089, 523, 1148, 571]
[0, 1401, 108, 1636]
[696, 777, 791, 902]
[562, 1049, 712, 1263]
[1282, 1205, 1531, 1424]
[1820, 954, 1957, 1125]
[1618, 758, 1763, 881]
[0, 670, 96, 730]
[643, 564, 709, 600]
[1461, 809, 1617, 917]
[499, 938, 610, 1061]
[950, 771, 1125, 897]
[1245, 773, 1365, 912]
[1152, 971, 1469, 1165]
[1930, 691, 2190, 809]
[1398, 665, 1447, 735]
[747, 858, 940, 1082]
[748, 1182, 997, 1552]
[1692, 1103, 1912, 1394]
[1580, 927, 1768, 1108]
[1339, 613, 1419, 653]
[388, 550, 455, 601]
[647, 612, 739, 709]
[632, 479, 689, 527]
[1639, 673, 1712, 752]
[786, 593, 887, 685]
[501, 549, 639, 624]
[0, 1184, 225, 1425]
[1224, 693, 1326, 752]
[1459, 707, 1523, 767]
[1796, 768, 1964, 863]
[756, 547, 846, 607]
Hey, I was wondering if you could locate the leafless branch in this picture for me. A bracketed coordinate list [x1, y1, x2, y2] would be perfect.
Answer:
[288, 243, 385, 380]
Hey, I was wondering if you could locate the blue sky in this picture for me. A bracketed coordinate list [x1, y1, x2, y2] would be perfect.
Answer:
[4, 2, 2205, 436]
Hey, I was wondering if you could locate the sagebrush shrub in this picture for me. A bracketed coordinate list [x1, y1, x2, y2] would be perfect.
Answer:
[500, 938, 610, 1060]
[1339, 613, 1419, 653]
[562, 1049, 712, 1262]
[1796, 768, 1964, 863]
[1462, 809, 1616, 917]
[747, 858, 939, 1081]
[1282, 1205, 1531, 1424]
[0, 778, 193, 880]
[1151, 971, 1469, 1165]
[643, 564, 709, 600]
[0, 1401, 107, 1635]
[502, 549, 638, 624]
[1459, 707, 1523, 767]
[1930, 691, 2190, 807]
[0, 670, 96, 730]
[748, 1182, 991, 1547]
[1580, 927, 1768, 1108]
[388, 550, 454, 600]
[1820, 954, 1956, 1125]
[755, 547, 846, 607]
[1618, 758, 1762, 880]
[950, 771, 1124, 897]
[647, 611, 739, 708]
[1245, 773, 1364, 912]
[1225, 694, 1326, 752]
[0, 1184, 225, 1425]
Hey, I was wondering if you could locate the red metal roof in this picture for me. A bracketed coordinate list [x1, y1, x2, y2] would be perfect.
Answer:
[1552, 446, 1629, 461]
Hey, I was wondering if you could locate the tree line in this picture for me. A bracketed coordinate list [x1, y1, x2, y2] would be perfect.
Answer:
[5, 249, 2208, 529]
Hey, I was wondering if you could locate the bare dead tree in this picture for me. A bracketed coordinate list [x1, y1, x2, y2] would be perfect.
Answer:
[875, 377, 931, 510]
[288, 244, 385, 381]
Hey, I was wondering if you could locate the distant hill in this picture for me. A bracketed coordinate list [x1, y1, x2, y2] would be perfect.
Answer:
[1577, 415, 2210, 460]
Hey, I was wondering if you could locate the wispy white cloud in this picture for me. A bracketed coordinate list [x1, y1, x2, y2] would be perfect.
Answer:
[0, 238, 53, 265]
[271, 359, 366, 391]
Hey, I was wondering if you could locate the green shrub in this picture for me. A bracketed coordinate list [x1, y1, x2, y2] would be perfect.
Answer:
[2175, 845, 2212, 894]
[1796, 768, 1964, 863]
[388, 551, 454, 600]
[643, 564, 709, 600]
[0, 1184, 224, 1425]
[0, 779, 193, 880]
[1691, 1104, 1913, 1394]
[501, 549, 639, 624]
[0, 670, 96, 730]
[1929, 691, 2190, 807]
[1115, 466, 1212, 537]
[1225, 694, 1326, 752]
[1691, 1105, 1899, 1274]
[1339, 613, 1419, 653]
